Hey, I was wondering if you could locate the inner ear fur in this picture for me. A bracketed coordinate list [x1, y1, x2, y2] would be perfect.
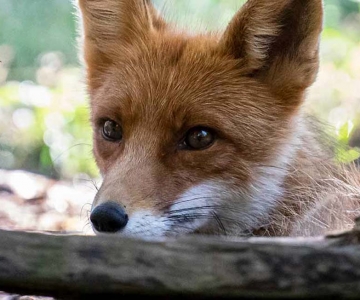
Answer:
[77, 0, 167, 91]
[219, 0, 323, 101]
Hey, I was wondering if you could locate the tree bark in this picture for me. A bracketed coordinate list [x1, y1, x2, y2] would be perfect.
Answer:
[1, 220, 360, 299]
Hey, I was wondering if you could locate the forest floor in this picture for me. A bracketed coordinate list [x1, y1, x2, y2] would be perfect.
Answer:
[0, 169, 97, 300]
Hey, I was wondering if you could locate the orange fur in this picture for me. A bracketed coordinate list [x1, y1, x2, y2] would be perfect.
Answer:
[77, 0, 360, 237]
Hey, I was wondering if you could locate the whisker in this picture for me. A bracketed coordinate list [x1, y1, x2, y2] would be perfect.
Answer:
[82, 221, 92, 233]
[212, 211, 227, 235]
[52, 143, 92, 165]
[156, 196, 221, 211]
[80, 203, 92, 221]
[167, 205, 221, 215]
[78, 178, 100, 191]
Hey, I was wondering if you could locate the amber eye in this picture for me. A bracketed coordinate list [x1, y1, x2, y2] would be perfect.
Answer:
[102, 120, 123, 142]
[182, 127, 215, 150]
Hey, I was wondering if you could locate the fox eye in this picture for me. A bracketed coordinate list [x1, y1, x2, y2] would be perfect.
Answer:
[182, 127, 215, 150]
[102, 120, 123, 142]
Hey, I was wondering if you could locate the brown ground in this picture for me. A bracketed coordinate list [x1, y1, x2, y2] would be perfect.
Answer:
[0, 169, 97, 299]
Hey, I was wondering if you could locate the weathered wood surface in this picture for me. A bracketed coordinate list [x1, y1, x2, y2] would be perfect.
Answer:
[1, 221, 360, 299]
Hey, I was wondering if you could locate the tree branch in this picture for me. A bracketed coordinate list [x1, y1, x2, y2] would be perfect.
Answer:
[1, 219, 360, 299]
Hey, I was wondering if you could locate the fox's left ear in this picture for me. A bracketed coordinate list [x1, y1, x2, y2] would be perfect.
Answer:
[219, 0, 323, 101]
[77, 0, 166, 91]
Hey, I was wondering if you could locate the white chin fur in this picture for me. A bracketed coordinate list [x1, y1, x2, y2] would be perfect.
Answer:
[115, 211, 170, 238]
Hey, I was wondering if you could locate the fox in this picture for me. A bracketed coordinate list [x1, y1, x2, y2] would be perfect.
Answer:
[76, 0, 360, 238]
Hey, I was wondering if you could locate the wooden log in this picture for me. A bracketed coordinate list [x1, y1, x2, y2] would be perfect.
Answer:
[1, 220, 360, 299]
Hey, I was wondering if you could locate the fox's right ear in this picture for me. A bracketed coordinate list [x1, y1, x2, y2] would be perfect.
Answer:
[77, 0, 166, 91]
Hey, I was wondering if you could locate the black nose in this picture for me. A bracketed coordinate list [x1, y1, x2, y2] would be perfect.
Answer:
[90, 202, 128, 233]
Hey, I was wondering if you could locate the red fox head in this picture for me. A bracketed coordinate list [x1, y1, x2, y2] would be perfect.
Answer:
[78, 0, 323, 237]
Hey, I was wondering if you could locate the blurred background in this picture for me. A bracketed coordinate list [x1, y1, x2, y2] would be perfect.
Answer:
[0, 0, 359, 233]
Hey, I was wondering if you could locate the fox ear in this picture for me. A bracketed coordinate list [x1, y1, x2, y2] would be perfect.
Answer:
[77, 0, 166, 90]
[219, 0, 323, 99]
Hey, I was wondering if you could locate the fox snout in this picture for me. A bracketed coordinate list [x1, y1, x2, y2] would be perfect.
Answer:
[90, 202, 128, 233]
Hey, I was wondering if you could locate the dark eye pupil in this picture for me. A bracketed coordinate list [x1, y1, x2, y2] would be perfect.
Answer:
[103, 120, 122, 141]
[186, 128, 214, 150]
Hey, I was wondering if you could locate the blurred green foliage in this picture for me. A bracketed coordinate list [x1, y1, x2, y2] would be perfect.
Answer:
[0, 0, 78, 81]
[0, 0, 359, 179]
